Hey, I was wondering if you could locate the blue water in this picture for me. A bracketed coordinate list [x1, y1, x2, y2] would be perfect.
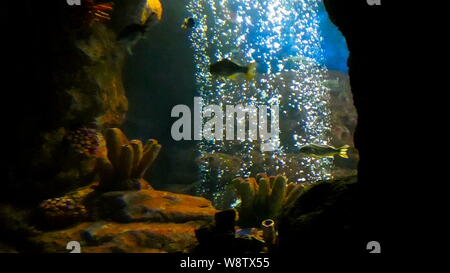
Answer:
[318, 2, 349, 72]
[210, 1, 348, 73]
[123, 0, 349, 195]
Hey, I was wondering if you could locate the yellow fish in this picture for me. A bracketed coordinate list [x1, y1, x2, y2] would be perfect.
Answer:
[299, 144, 350, 159]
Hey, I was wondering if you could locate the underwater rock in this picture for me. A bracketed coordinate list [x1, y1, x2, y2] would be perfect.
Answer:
[95, 189, 216, 223]
[231, 174, 306, 227]
[193, 210, 265, 254]
[8, 17, 129, 201]
[0, 242, 18, 253]
[97, 128, 161, 191]
[14, 127, 101, 202]
[0, 204, 41, 252]
[277, 176, 360, 254]
[6, 0, 164, 203]
[32, 221, 201, 253]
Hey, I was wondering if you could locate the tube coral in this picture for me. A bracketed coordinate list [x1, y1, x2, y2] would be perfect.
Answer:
[232, 174, 305, 226]
[261, 219, 276, 246]
[98, 128, 161, 191]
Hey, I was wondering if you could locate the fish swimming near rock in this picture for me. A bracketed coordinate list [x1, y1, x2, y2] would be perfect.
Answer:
[117, 12, 158, 54]
[299, 144, 350, 159]
[209, 59, 257, 80]
[181, 17, 195, 29]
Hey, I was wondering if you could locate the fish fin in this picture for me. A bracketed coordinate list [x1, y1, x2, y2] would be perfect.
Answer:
[246, 62, 257, 80]
[228, 73, 240, 80]
[338, 145, 350, 159]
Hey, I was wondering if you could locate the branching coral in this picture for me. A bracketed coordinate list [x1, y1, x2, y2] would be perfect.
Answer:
[232, 174, 306, 227]
[97, 128, 161, 191]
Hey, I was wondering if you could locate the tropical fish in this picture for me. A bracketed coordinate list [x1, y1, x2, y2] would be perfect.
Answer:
[181, 17, 195, 29]
[209, 59, 257, 80]
[299, 144, 350, 159]
[117, 12, 158, 54]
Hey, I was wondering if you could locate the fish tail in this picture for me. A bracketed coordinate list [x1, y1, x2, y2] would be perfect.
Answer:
[338, 145, 350, 159]
[246, 62, 257, 80]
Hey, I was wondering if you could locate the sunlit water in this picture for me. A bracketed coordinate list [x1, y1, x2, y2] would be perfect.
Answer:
[186, 0, 334, 206]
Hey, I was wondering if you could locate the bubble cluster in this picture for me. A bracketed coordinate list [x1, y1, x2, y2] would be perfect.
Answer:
[186, 0, 332, 204]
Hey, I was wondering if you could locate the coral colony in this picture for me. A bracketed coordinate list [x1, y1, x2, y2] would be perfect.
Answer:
[186, 0, 333, 202]
[1, 0, 362, 255]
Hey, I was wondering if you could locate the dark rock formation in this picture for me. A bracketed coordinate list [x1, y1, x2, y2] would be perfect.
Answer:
[277, 1, 400, 255]
[278, 177, 360, 254]
[3, 0, 162, 205]
[4, 1, 124, 204]
[193, 209, 265, 254]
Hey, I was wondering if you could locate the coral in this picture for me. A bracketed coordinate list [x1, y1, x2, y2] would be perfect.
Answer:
[38, 197, 88, 228]
[97, 128, 161, 191]
[36, 181, 99, 229]
[66, 127, 101, 157]
[261, 219, 276, 246]
[231, 174, 306, 227]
